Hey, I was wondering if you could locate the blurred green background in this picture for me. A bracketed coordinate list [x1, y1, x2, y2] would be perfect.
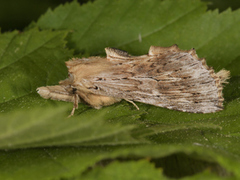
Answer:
[0, 0, 240, 32]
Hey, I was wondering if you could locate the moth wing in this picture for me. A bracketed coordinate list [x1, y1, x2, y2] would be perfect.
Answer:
[105, 47, 130, 59]
[84, 51, 226, 113]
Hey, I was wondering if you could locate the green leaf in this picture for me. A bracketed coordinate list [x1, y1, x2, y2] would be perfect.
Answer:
[0, 105, 141, 149]
[36, 0, 240, 69]
[0, 147, 104, 180]
[0, 28, 71, 106]
[0, 145, 237, 180]
[1, 0, 240, 179]
[203, 0, 240, 12]
[80, 159, 167, 180]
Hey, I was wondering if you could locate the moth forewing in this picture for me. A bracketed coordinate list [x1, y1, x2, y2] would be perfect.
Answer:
[37, 45, 230, 116]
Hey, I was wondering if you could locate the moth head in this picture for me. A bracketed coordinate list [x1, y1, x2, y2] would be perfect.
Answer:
[37, 87, 51, 98]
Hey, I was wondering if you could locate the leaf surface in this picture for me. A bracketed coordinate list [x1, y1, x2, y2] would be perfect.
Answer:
[1, 0, 240, 179]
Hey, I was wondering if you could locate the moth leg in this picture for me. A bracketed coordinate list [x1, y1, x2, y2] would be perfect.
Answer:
[68, 94, 79, 117]
[124, 99, 139, 110]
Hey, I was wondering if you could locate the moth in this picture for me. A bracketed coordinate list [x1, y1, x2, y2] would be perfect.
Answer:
[37, 45, 230, 116]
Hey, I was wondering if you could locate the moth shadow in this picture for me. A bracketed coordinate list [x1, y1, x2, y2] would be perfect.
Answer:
[223, 75, 240, 103]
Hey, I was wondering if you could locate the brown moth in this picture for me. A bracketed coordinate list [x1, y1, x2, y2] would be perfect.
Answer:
[37, 45, 230, 116]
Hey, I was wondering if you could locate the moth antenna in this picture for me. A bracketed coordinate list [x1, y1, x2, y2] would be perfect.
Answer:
[124, 99, 139, 110]
[217, 69, 230, 84]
